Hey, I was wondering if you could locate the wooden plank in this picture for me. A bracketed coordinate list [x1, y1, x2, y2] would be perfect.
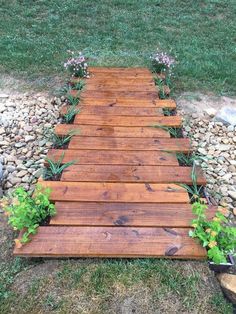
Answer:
[61, 165, 206, 184]
[60, 105, 164, 116]
[39, 181, 189, 203]
[70, 97, 176, 108]
[84, 84, 156, 92]
[74, 115, 182, 127]
[55, 124, 171, 138]
[68, 137, 190, 152]
[82, 78, 155, 85]
[50, 202, 216, 227]
[13, 226, 206, 258]
[81, 90, 159, 99]
[89, 67, 152, 74]
[46, 149, 179, 166]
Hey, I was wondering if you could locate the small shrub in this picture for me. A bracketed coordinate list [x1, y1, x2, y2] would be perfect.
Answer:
[176, 152, 208, 167]
[64, 51, 89, 78]
[151, 49, 175, 74]
[1, 185, 56, 245]
[189, 200, 236, 264]
[62, 105, 80, 124]
[154, 76, 172, 99]
[178, 164, 204, 201]
[44, 153, 76, 181]
[50, 130, 79, 149]
[66, 94, 80, 106]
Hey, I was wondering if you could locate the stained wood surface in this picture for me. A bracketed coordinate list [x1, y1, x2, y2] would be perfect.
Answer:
[47, 149, 179, 165]
[81, 90, 159, 99]
[61, 165, 206, 184]
[13, 226, 206, 258]
[51, 202, 216, 227]
[74, 115, 182, 126]
[61, 105, 164, 116]
[55, 124, 171, 138]
[14, 67, 207, 259]
[68, 136, 190, 152]
[39, 181, 189, 203]
[79, 98, 176, 108]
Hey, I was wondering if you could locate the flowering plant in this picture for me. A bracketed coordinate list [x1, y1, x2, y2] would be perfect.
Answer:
[151, 49, 175, 74]
[189, 200, 236, 264]
[64, 51, 89, 78]
[1, 185, 56, 246]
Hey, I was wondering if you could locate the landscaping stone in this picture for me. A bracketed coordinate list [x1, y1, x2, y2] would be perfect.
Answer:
[0, 92, 63, 194]
[216, 106, 236, 126]
[217, 273, 236, 304]
[179, 102, 236, 210]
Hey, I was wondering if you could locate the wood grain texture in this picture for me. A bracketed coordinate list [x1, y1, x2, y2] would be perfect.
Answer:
[55, 124, 171, 138]
[68, 137, 190, 152]
[13, 226, 206, 258]
[61, 105, 164, 116]
[61, 165, 206, 184]
[74, 115, 182, 127]
[40, 181, 189, 203]
[51, 202, 215, 227]
[81, 90, 159, 99]
[46, 149, 179, 166]
[78, 98, 176, 108]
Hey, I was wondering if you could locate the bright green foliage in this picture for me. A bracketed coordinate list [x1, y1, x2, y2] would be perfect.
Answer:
[162, 108, 175, 116]
[154, 76, 172, 99]
[63, 105, 80, 124]
[153, 125, 182, 138]
[50, 130, 79, 148]
[189, 200, 236, 264]
[176, 152, 207, 167]
[66, 94, 80, 106]
[2, 185, 56, 244]
[178, 164, 204, 200]
[59, 80, 85, 96]
[71, 80, 85, 91]
[44, 153, 76, 180]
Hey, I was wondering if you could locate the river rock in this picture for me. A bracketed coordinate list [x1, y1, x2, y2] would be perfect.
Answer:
[217, 273, 236, 304]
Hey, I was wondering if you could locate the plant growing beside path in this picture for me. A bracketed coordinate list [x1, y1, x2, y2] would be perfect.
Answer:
[44, 153, 76, 181]
[189, 200, 236, 264]
[62, 105, 80, 124]
[1, 185, 56, 246]
[64, 51, 89, 78]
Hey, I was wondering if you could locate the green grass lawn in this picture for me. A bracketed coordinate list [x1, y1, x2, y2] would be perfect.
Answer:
[0, 0, 236, 94]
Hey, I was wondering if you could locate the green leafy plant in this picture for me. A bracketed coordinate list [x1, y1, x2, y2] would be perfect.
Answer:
[178, 164, 204, 201]
[155, 77, 169, 99]
[44, 153, 76, 180]
[71, 80, 85, 91]
[59, 80, 85, 96]
[151, 49, 175, 74]
[50, 130, 79, 148]
[64, 51, 89, 78]
[162, 108, 176, 116]
[67, 94, 80, 106]
[63, 105, 80, 124]
[153, 125, 183, 138]
[176, 152, 207, 167]
[2, 185, 56, 245]
[189, 200, 236, 264]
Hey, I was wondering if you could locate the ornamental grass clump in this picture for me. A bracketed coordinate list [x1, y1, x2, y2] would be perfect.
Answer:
[1, 185, 56, 246]
[64, 51, 89, 78]
[151, 49, 175, 74]
[189, 199, 236, 264]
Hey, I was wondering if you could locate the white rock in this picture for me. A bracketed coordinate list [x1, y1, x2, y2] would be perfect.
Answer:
[228, 191, 236, 200]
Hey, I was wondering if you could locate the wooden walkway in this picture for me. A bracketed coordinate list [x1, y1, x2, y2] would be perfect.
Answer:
[14, 67, 214, 258]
